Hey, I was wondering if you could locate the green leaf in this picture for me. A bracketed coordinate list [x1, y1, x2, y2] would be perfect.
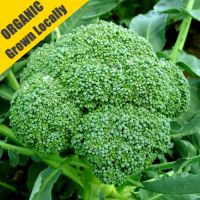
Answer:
[0, 84, 15, 101]
[0, 70, 10, 82]
[154, 0, 187, 14]
[186, 9, 200, 21]
[129, 11, 167, 52]
[174, 139, 197, 157]
[170, 121, 183, 132]
[29, 167, 61, 200]
[177, 51, 200, 77]
[19, 155, 29, 166]
[188, 132, 200, 150]
[153, 0, 200, 23]
[153, 0, 191, 25]
[139, 189, 200, 200]
[8, 150, 19, 167]
[58, 0, 122, 34]
[142, 174, 200, 194]
[172, 114, 200, 138]
[83, 0, 122, 19]
[27, 162, 47, 192]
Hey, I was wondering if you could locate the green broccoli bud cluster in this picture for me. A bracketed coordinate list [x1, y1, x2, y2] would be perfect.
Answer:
[10, 20, 190, 185]
[10, 74, 80, 154]
[21, 20, 157, 80]
[61, 57, 189, 118]
[72, 105, 170, 185]
[62, 63, 131, 110]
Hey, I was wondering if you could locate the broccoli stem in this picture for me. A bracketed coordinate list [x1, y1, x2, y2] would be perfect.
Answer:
[0, 181, 17, 193]
[0, 124, 23, 146]
[0, 140, 86, 187]
[0, 124, 88, 187]
[146, 160, 175, 171]
[6, 70, 20, 91]
[148, 153, 200, 171]
[0, 140, 35, 157]
[171, 0, 195, 62]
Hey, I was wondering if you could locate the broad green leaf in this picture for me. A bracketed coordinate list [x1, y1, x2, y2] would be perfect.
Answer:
[83, 0, 122, 19]
[139, 189, 200, 200]
[27, 163, 46, 192]
[188, 132, 200, 150]
[190, 162, 200, 175]
[186, 10, 200, 21]
[29, 167, 61, 200]
[154, 0, 187, 13]
[173, 158, 190, 173]
[194, 1, 200, 9]
[0, 84, 14, 101]
[177, 52, 200, 77]
[174, 139, 196, 157]
[171, 114, 200, 138]
[174, 157, 200, 174]
[8, 150, 19, 167]
[153, 0, 192, 25]
[129, 11, 167, 52]
[153, 0, 200, 23]
[58, 0, 122, 35]
[142, 174, 200, 194]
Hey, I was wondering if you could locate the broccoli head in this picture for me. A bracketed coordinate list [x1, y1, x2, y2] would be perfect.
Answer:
[10, 20, 190, 185]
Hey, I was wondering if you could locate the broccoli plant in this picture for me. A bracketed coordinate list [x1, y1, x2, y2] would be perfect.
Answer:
[1, 0, 200, 199]
[9, 21, 189, 186]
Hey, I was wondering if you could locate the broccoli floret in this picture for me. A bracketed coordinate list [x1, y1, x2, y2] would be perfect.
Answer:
[61, 57, 189, 117]
[72, 105, 171, 185]
[123, 57, 189, 118]
[62, 63, 130, 110]
[10, 20, 190, 185]
[20, 21, 157, 80]
[10, 74, 80, 154]
[159, 59, 190, 117]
